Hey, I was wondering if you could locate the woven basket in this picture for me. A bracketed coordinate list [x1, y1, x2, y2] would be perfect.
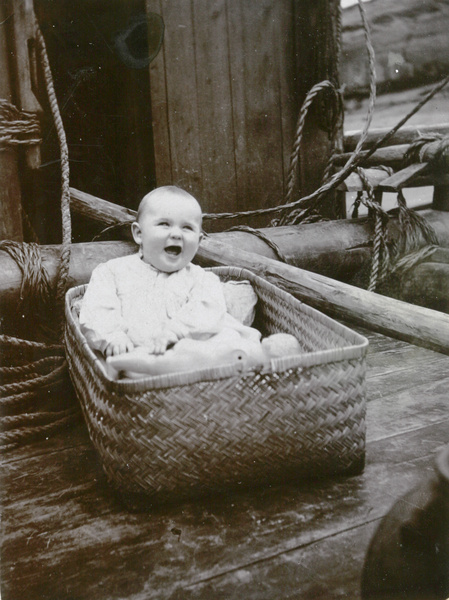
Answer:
[65, 266, 368, 502]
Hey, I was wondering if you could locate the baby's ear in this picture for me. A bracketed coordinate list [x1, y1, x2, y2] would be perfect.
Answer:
[131, 221, 142, 245]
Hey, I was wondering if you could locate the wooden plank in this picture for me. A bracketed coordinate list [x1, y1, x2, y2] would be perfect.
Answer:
[226, 0, 285, 217]
[146, 0, 172, 186]
[0, 1, 23, 242]
[190, 0, 237, 213]
[379, 162, 429, 191]
[158, 1, 203, 196]
[2, 418, 447, 600]
[179, 520, 378, 600]
[337, 167, 391, 192]
[344, 122, 449, 152]
[275, 0, 297, 191]
[2, 330, 448, 599]
[146, 0, 304, 222]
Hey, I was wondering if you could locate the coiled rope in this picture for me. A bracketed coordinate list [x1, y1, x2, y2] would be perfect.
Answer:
[0, 99, 42, 147]
[0, 13, 79, 452]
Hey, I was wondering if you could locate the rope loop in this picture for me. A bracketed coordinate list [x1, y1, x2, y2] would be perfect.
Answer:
[284, 80, 343, 206]
[403, 133, 449, 170]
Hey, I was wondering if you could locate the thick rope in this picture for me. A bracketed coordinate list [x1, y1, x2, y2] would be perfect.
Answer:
[1, 13, 78, 452]
[0, 240, 56, 340]
[224, 226, 288, 263]
[0, 99, 41, 147]
[284, 80, 342, 205]
[390, 245, 439, 275]
[355, 168, 390, 291]
[35, 21, 72, 336]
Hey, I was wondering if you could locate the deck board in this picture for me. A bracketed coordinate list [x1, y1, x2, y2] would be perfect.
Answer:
[1, 328, 448, 600]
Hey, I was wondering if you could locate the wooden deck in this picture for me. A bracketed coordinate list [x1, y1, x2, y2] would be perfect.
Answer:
[1, 326, 448, 600]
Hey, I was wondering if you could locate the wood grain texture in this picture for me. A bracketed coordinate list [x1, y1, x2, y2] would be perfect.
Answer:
[344, 123, 449, 153]
[145, 1, 339, 223]
[1, 330, 448, 599]
[0, 1, 23, 242]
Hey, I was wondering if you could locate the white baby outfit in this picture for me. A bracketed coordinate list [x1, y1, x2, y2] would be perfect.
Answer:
[79, 253, 260, 354]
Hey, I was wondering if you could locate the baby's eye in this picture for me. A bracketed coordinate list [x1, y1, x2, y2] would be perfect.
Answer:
[158, 221, 170, 227]
[183, 225, 194, 231]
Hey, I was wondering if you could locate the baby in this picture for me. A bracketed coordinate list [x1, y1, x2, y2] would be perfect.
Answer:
[79, 186, 300, 378]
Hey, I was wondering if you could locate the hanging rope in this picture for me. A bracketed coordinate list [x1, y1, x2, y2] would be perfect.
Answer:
[283, 80, 343, 206]
[35, 23, 72, 335]
[1, 11, 79, 452]
[354, 168, 390, 291]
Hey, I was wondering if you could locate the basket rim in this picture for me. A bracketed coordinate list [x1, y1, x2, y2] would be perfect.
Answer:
[64, 265, 368, 393]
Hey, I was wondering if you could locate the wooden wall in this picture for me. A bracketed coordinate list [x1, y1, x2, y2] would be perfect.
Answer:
[146, 0, 341, 229]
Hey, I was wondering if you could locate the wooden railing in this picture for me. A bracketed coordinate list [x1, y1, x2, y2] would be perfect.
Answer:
[338, 123, 449, 211]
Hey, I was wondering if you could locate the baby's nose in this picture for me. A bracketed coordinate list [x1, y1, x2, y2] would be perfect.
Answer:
[170, 227, 182, 239]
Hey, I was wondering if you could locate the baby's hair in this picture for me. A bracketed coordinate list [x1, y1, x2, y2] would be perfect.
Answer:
[137, 186, 201, 222]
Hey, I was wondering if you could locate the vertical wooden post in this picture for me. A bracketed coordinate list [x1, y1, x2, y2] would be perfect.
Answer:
[0, 1, 24, 242]
[432, 185, 449, 212]
[294, 0, 344, 218]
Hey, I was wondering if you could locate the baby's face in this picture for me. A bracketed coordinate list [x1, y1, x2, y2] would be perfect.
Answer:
[132, 193, 203, 272]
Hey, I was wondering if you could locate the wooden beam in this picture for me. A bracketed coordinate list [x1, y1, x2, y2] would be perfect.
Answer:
[69, 188, 449, 269]
[70, 187, 373, 281]
[3, 237, 449, 354]
[335, 138, 449, 170]
[337, 168, 392, 192]
[379, 163, 429, 191]
[335, 144, 410, 168]
[344, 123, 449, 152]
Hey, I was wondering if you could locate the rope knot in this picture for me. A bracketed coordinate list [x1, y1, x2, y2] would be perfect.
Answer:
[403, 133, 449, 170]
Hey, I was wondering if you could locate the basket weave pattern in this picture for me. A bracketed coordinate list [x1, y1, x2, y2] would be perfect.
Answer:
[65, 266, 368, 500]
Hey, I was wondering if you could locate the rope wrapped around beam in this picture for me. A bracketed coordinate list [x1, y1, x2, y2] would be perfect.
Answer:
[0, 99, 41, 147]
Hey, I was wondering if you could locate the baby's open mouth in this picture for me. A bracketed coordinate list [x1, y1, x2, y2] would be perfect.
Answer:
[165, 245, 182, 256]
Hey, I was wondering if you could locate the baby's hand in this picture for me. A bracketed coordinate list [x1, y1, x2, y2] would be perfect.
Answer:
[147, 329, 178, 355]
[104, 333, 134, 357]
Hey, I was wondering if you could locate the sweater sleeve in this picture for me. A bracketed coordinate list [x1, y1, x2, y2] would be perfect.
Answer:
[79, 262, 129, 353]
[167, 269, 227, 340]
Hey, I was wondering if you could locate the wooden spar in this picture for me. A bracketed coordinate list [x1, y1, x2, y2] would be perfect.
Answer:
[197, 241, 449, 355]
[401, 261, 449, 312]
[334, 139, 449, 169]
[69, 188, 449, 281]
[70, 188, 370, 281]
[344, 122, 449, 152]
[0, 2, 23, 242]
[3, 238, 449, 354]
